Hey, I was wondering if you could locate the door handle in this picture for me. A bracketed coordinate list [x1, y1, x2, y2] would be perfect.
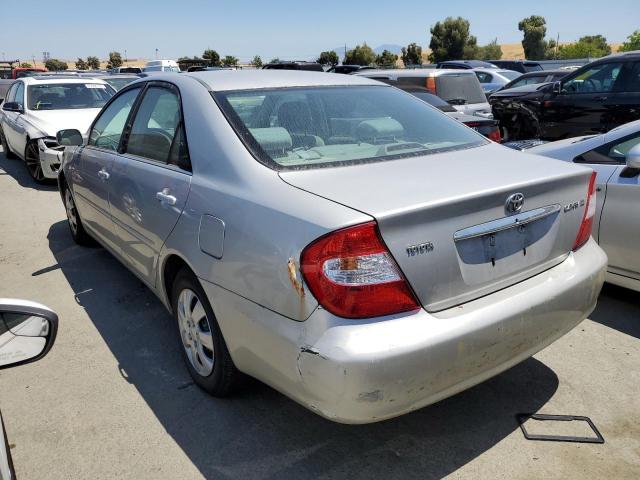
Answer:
[97, 169, 110, 180]
[156, 190, 177, 206]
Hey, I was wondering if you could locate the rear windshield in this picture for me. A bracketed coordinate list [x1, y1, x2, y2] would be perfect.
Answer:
[27, 83, 114, 110]
[104, 77, 136, 91]
[435, 74, 486, 104]
[523, 64, 544, 72]
[498, 70, 521, 81]
[214, 85, 486, 170]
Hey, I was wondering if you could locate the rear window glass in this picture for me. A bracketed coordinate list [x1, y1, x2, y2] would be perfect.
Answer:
[523, 64, 543, 72]
[214, 85, 486, 170]
[435, 74, 486, 104]
[27, 83, 114, 110]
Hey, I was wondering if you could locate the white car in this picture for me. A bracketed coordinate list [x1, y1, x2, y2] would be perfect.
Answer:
[510, 120, 640, 291]
[0, 76, 114, 182]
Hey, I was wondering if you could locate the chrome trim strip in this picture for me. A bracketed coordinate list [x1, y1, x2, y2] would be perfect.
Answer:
[454, 204, 561, 242]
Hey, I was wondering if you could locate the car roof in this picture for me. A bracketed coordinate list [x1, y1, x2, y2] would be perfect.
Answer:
[19, 76, 109, 85]
[354, 68, 475, 77]
[181, 70, 384, 91]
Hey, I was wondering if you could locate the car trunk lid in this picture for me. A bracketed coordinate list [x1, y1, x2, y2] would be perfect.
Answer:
[280, 143, 593, 312]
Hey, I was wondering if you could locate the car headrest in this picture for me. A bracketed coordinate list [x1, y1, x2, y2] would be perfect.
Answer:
[250, 127, 293, 152]
[356, 118, 404, 143]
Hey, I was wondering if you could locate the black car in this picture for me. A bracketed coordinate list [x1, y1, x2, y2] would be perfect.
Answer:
[262, 61, 324, 72]
[327, 65, 376, 74]
[499, 69, 570, 91]
[489, 51, 640, 141]
[488, 60, 543, 73]
[436, 60, 497, 70]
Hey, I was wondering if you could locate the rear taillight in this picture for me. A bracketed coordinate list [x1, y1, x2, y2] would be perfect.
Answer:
[487, 127, 502, 143]
[572, 172, 597, 251]
[426, 77, 437, 95]
[300, 221, 420, 319]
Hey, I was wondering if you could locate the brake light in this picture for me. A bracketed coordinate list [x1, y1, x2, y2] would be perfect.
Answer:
[300, 221, 420, 319]
[426, 77, 437, 95]
[487, 127, 502, 143]
[572, 172, 597, 251]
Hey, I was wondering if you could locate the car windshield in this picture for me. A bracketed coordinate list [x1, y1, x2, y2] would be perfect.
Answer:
[498, 71, 521, 81]
[27, 83, 114, 110]
[215, 85, 486, 170]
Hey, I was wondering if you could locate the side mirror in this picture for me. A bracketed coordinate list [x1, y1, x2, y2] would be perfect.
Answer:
[2, 102, 24, 113]
[0, 299, 58, 370]
[625, 144, 640, 169]
[56, 129, 83, 146]
[552, 81, 562, 94]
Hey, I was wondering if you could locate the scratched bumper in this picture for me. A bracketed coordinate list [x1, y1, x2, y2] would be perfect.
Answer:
[38, 140, 63, 179]
[203, 239, 606, 424]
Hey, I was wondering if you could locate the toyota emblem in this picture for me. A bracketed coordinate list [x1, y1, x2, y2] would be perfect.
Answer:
[505, 193, 525, 215]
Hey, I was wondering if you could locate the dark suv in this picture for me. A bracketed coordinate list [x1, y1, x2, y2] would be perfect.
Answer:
[489, 60, 543, 73]
[490, 51, 640, 140]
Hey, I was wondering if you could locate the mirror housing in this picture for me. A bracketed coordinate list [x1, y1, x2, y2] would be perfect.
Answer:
[56, 129, 83, 146]
[0, 299, 58, 370]
[2, 102, 24, 113]
[626, 144, 640, 169]
[552, 81, 562, 94]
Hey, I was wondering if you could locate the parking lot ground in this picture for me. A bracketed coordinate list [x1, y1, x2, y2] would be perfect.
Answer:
[0, 149, 639, 480]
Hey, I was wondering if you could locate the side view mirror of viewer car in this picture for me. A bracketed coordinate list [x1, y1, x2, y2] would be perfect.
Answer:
[56, 129, 83, 146]
[2, 102, 24, 113]
[552, 81, 562, 94]
[0, 299, 58, 370]
[625, 144, 640, 169]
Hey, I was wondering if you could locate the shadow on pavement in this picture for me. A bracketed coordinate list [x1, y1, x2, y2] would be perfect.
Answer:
[590, 283, 640, 340]
[0, 150, 58, 191]
[45, 219, 560, 480]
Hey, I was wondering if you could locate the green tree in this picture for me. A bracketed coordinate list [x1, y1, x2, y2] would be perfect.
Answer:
[620, 30, 640, 52]
[251, 55, 263, 68]
[19, 62, 32, 68]
[75, 58, 89, 70]
[343, 43, 376, 66]
[86, 56, 100, 69]
[269, 58, 281, 64]
[478, 39, 502, 60]
[317, 50, 339, 67]
[558, 35, 611, 59]
[44, 59, 68, 71]
[203, 49, 220, 66]
[375, 49, 398, 68]
[518, 15, 549, 60]
[222, 55, 238, 67]
[401, 43, 422, 66]
[428, 17, 479, 63]
[106, 51, 123, 69]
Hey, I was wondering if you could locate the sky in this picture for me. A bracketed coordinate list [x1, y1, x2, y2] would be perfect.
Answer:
[0, 0, 637, 63]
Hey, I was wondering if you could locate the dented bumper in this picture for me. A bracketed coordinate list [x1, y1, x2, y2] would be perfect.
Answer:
[204, 239, 606, 424]
[38, 139, 64, 179]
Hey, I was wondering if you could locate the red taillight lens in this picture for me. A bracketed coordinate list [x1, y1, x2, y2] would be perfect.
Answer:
[487, 127, 502, 143]
[426, 77, 437, 95]
[300, 221, 420, 319]
[573, 171, 597, 251]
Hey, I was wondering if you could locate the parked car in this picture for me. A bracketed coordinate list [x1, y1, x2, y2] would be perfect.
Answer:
[0, 76, 114, 182]
[498, 69, 570, 91]
[55, 70, 605, 424]
[473, 68, 521, 94]
[262, 61, 324, 72]
[488, 60, 544, 73]
[490, 51, 640, 141]
[355, 68, 493, 117]
[100, 74, 140, 91]
[108, 66, 143, 74]
[436, 60, 497, 70]
[144, 60, 180, 73]
[327, 65, 376, 74]
[0, 299, 59, 480]
[505, 120, 640, 291]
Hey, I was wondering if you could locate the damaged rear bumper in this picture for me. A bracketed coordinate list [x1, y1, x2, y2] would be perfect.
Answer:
[203, 239, 606, 424]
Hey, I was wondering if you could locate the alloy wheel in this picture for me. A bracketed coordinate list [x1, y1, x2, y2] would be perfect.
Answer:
[177, 288, 215, 376]
[65, 189, 78, 235]
[25, 142, 45, 182]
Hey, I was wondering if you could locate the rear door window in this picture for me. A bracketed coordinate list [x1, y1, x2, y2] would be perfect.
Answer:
[577, 131, 640, 164]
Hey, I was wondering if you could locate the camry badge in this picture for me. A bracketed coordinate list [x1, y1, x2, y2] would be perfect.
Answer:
[505, 193, 525, 215]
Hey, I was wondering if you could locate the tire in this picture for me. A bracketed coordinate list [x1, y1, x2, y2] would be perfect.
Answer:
[24, 140, 47, 183]
[0, 126, 16, 159]
[171, 268, 238, 396]
[62, 181, 93, 245]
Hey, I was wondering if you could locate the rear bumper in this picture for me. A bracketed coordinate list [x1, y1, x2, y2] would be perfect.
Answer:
[204, 239, 607, 424]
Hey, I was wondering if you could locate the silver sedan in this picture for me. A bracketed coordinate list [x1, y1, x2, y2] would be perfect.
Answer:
[56, 71, 606, 423]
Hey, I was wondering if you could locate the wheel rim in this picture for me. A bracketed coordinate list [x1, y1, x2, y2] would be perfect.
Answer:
[177, 288, 215, 377]
[25, 143, 44, 181]
[65, 189, 78, 235]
